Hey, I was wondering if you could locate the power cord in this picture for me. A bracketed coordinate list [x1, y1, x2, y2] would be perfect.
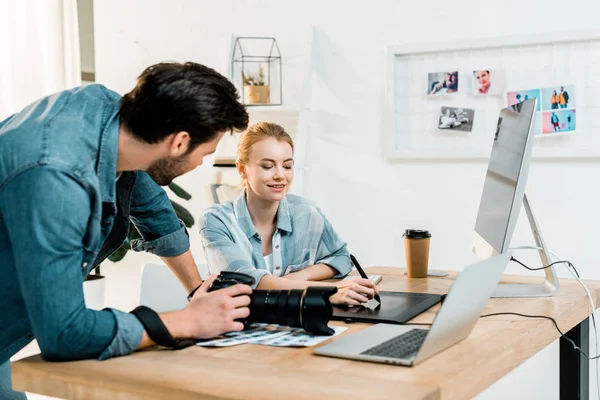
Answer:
[404, 310, 599, 358]
[481, 311, 600, 360]
[509, 251, 600, 399]
[404, 307, 599, 359]
[404, 260, 596, 359]
[404, 259, 596, 360]
[510, 256, 580, 278]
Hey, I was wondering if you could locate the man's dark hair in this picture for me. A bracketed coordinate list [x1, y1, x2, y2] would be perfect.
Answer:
[120, 62, 248, 150]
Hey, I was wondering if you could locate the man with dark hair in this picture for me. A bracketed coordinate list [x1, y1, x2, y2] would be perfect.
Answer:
[560, 86, 570, 108]
[0, 62, 251, 399]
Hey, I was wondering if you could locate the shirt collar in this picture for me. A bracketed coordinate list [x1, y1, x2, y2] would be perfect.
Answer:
[275, 197, 292, 233]
[233, 193, 293, 239]
[96, 103, 121, 204]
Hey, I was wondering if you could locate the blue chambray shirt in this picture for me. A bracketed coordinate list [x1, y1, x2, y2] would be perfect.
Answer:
[199, 193, 352, 287]
[0, 84, 190, 364]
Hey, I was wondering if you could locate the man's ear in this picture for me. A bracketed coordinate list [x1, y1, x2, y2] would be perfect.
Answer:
[167, 131, 191, 156]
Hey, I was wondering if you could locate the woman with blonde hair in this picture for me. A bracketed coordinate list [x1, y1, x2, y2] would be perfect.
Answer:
[199, 122, 378, 305]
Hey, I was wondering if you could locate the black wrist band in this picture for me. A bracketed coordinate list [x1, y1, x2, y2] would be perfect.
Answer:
[131, 306, 195, 349]
[187, 283, 203, 302]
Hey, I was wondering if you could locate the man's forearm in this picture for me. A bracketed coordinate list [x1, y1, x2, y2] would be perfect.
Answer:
[160, 250, 203, 293]
[137, 310, 190, 350]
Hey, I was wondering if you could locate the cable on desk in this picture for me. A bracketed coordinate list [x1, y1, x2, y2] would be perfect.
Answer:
[511, 256, 580, 278]
[510, 248, 600, 399]
[481, 312, 600, 360]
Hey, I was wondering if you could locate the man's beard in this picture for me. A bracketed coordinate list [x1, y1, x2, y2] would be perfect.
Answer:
[146, 156, 188, 186]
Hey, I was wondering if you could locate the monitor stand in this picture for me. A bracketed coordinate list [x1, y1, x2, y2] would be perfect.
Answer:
[492, 194, 559, 298]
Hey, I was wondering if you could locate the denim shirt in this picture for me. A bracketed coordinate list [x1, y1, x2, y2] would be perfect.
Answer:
[0, 85, 190, 364]
[199, 193, 352, 287]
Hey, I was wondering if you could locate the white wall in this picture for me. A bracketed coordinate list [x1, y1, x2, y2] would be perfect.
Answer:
[94, 1, 600, 398]
[77, 0, 95, 74]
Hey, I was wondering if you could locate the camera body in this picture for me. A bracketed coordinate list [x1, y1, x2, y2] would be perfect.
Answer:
[208, 271, 337, 336]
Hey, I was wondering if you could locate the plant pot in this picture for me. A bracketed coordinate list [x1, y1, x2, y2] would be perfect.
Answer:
[83, 274, 106, 310]
[245, 85, 270, 104]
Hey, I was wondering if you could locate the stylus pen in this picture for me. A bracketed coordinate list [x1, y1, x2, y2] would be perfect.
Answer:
[350, 254, 381, 304]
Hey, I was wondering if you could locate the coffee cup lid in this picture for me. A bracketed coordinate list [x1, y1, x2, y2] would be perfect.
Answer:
[403, 229, 431, 239]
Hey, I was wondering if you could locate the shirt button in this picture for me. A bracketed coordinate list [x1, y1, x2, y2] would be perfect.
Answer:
[276, 266, 281, 270]
[275, 245, 280, 249]
[82, 262, 88, 268]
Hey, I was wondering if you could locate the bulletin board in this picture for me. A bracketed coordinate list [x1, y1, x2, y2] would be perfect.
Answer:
[384, 30, 600, 160]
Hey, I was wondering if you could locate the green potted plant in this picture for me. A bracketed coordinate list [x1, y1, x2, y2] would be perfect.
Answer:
[243, 65, 270, 104]
[83, 182, 195, 308]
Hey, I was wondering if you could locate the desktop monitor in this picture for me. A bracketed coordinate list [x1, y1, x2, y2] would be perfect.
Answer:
[471, 98, 558, 297]
[472, 98, 536, 259]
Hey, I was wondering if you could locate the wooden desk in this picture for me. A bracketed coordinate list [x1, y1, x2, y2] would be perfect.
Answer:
[12, 267, 599, 400]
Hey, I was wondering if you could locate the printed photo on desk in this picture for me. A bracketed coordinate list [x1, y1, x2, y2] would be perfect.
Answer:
[196, 323, 347, 347]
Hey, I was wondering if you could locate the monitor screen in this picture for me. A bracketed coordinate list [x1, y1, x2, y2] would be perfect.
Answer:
[473, 99, 537, 255]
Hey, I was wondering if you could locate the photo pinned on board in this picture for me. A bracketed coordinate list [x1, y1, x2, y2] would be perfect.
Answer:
[438, 106, 475, 132]
[542, 109, 576, 135]
[471, 70, 506, 95]
[541, 84, 575, 111]
[428, 71, 458, 95]
[507, 89, 542, 112]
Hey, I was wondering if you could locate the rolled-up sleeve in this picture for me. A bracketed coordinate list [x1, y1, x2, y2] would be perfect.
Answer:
[0, 166, 143, 361]
[199, 211, 268, 288]
[129, 172, 190, 257]
[130, 220, 189, 257]
[98, 310, 144, 360]
[313, 206, 352, 278]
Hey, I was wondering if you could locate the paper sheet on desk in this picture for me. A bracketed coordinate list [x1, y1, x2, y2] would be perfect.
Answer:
[196, 323, 347, 348]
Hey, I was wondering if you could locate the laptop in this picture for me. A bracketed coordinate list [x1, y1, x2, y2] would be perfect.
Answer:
[314, 252, 511, 366]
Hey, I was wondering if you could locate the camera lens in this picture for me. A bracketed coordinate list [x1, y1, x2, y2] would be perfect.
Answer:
[248, 287, 337, 335]
[208, 272, 338, 335]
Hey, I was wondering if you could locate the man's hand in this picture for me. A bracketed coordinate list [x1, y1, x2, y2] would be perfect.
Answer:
[181, 274, 252, 339]
[329, 278, 378, 306]
[430, 81, 444, 94]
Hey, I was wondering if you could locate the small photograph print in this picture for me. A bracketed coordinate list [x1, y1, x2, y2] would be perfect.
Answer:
[542, 109, 576, 134]
[472, 70, 506, 95]
[438, 106, 475, 132]
[428, 71, 459, 95]
[541, 84, 575, 111]
[507, 89, 542, 112]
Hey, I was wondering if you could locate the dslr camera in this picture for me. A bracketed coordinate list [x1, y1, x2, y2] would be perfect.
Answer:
[208, 271, 338, 335]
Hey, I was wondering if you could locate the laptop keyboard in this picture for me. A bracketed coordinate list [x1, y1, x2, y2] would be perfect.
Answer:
[360, 328, 429, 360]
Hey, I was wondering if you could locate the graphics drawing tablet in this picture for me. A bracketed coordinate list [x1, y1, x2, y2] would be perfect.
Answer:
[331, 291, 442, 325]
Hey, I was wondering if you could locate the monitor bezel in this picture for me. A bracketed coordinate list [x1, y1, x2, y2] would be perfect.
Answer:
[472, 98, 537, 259]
